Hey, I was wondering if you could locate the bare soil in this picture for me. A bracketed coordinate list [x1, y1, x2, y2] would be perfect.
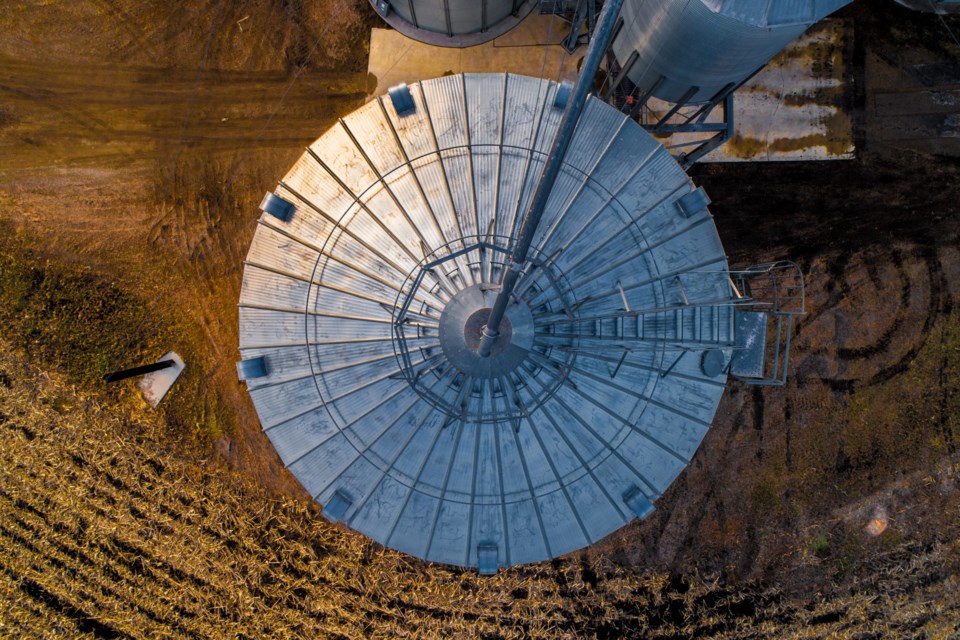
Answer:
[1, 0, 376, 497]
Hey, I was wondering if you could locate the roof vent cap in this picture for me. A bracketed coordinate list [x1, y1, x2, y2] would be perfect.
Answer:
[389, 83, 416, 116]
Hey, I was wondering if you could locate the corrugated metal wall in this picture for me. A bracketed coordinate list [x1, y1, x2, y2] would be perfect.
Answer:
[373, 0, 538, 46]
[611, 0, 852, 103]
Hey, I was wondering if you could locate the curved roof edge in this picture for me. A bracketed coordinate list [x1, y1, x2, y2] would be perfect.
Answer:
[701, 0, 852, 28]
[369, 0, 539, 48]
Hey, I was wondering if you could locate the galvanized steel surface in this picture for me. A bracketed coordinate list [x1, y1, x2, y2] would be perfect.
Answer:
[238, 73, 734, 569]
[370, 0, 538, 47]
[893, 0, 960, 12]
[611, 0, 853, 103]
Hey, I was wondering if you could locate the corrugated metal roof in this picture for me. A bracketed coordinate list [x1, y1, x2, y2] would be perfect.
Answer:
[238, 73, 735, 570]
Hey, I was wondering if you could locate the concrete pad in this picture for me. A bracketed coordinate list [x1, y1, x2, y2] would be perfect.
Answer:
[368, 15, 585, 97]
[138, 351, 185, 407]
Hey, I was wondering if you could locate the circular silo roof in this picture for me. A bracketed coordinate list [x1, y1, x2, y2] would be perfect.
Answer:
[239, 73, 734, 570]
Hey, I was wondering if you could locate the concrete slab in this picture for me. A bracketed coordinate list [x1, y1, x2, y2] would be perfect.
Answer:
[138, 351, 185, 407]
[367, 15, 585, 97]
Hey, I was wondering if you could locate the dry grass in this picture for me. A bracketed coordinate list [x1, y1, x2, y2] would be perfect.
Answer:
[0, 339, 958, 639]
[0, 0, 372, 72]
[0, 223, 234, 451]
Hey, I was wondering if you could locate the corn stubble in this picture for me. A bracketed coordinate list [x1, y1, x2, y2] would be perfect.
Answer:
[0, 340, 957, 639]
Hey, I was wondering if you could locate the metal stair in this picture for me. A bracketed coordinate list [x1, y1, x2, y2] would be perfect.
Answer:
[536, 303, 737, 352]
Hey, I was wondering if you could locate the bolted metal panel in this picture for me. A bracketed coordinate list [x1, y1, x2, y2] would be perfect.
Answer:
[477, 544, 499, 575]
[370, 0, 538, 47]
[623, 485, 655, 519]
[611, 0, 853, 103]
[553, 80, 574, 110]
[676, 186, 712, 218]
[322, 490, 354, 522]
[238, 73, 735, 570]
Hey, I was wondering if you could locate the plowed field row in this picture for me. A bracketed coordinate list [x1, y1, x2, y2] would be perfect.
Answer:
[1, 341, 958, 639]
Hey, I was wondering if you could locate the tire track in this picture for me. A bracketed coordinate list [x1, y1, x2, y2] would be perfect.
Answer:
[825, 247, 943, 391]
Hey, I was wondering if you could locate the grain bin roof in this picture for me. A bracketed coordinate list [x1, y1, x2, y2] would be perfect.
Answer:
[238, 73, 734, 570]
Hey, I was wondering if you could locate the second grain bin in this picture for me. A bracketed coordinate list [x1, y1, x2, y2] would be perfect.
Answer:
[369, 0, 538, 47]
[609, 0, 853, 104]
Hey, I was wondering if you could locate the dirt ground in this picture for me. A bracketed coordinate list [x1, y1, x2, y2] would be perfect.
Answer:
[1, 0, 377, 497]
[1, 0, 960, 631]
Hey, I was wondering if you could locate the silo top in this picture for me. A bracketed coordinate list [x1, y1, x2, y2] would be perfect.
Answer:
[239, 73, 735, 570]
[371, 0, 538, 47]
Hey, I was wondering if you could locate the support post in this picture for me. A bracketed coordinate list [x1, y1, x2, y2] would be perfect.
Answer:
[562, 0, 591, 53]
[478, 0, 626, 357]
[652, 86, 699, 131]
[684, 82, 735, 125]
[680, 93, 735, 169]
[628, 75, 664, 120]
[603, 50, 637, 99]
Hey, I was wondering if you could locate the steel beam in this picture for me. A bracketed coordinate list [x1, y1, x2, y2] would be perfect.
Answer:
[104, 360, 175, 383]
[478, 0, 626, 357]
[562, 0, 591, 52]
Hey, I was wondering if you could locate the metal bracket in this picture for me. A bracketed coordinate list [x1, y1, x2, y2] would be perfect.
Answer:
[609, 348, 628, 379]
[622, 485, 655, 519]
[616, 280, 631, 312]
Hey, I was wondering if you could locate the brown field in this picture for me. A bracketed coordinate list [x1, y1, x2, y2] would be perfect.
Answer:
[1, 339, 958, 638]
[1, 0, 960, 637]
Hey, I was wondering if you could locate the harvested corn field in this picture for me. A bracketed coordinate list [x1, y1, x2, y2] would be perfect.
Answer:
[1, 339, 959, 638]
